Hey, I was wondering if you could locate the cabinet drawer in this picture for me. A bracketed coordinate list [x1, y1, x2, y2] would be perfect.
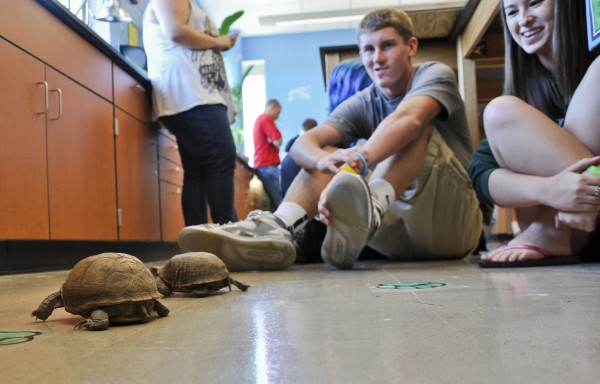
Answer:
[160, 181, 185, 241]
[160, 158, 184, 186]
[158, 130, 182, 164]
[113, 64, 151, 122]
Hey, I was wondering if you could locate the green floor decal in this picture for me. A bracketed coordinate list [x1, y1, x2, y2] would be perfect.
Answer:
[0, 331, 42, 346]
[377, 282, 446, 290]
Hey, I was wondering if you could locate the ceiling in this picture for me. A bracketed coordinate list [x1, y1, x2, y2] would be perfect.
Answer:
[197, 0, 469, 38]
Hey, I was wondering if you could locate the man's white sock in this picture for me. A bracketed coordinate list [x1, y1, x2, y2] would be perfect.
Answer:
[274, 202, 308, 233]
[368, 178, 395, 213]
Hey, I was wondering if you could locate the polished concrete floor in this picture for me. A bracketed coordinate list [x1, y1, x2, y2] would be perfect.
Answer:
[1, 250, 600, 384]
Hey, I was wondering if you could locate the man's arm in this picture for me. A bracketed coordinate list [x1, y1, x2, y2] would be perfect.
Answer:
[289, 124, 342, 170]
[267, 137, 283, 150]
[361, 95, 442, 167]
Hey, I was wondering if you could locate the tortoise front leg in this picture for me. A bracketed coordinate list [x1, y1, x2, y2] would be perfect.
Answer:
[31, 291, 64, 321]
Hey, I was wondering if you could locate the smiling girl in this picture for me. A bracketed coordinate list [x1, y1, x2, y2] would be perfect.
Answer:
[469, 0, 600, 267]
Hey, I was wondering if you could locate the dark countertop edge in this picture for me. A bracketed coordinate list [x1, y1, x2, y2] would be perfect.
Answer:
[36, 0, 151, 91]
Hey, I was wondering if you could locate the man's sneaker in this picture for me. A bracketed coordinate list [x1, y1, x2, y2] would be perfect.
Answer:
[178, 210, 296, 271]
[321, 173, 382, 269]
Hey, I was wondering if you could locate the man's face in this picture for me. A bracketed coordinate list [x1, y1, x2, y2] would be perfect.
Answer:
[359, 27, 417, 99]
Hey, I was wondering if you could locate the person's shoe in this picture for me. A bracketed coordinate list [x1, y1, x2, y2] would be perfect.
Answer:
[321, 173, 382, 269]
[178, 210, 296, 271]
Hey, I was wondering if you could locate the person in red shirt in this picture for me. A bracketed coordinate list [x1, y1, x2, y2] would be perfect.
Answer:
[253, 99, 283, 209]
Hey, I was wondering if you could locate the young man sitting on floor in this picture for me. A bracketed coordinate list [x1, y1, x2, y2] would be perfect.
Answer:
[178, 8, 483, 270]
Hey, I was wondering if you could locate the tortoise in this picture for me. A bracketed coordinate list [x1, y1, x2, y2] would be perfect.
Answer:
[151, 252, 250, 296]
[31, 253, 169, 331]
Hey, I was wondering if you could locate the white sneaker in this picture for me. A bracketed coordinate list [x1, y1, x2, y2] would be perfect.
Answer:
[178, 211, 296, 271]
[321, 173, 382, 269]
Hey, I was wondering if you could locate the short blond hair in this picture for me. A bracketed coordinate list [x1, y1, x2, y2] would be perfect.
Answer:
[356, 8, 414, 43]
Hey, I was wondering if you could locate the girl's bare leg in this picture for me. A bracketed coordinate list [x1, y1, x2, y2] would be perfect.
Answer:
[481, 59, 600, 262]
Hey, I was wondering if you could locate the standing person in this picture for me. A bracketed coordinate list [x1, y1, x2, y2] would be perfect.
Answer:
[280, 118, 317, 195]
[284, 118, 318, 155]
[469, 0, 600, 267]
[143, 0, 238, 225]
[178, 8, 482, 271]
[253, 99, 283, 210]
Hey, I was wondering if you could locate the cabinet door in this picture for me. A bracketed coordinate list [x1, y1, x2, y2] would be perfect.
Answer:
[0, 39, 50, 239]
[113, 64, 151, 123]
[115, 109, 161, 240]
[160, 181, 185, 242]
[46, 68, 117, 240]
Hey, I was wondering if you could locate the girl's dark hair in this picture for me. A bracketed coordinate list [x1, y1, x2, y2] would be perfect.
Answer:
[501, 0, 599, 120]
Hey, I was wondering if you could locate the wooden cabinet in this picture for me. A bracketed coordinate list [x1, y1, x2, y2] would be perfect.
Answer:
[113, 64, 161, 241]
[115, 109, 161, 241]
[158, 128, 185, 241]
[4, 1, 113, 102]
[0, 39, 49, 239]
[0, 39, 117, 240]
[45, 67, 117, 240]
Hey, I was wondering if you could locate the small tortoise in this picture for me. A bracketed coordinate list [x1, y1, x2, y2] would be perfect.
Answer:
[151, 252, 250, 296]
[31, 253, 169, 331]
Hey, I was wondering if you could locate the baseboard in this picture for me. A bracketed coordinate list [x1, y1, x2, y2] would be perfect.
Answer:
[0, 240, 180, 275]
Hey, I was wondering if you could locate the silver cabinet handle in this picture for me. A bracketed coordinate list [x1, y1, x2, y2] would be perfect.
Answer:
[36, 81, 48, 114]
[50, 88, 63, 120]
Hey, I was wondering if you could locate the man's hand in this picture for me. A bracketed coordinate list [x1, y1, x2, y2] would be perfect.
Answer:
[317, 170, 354, 224]
[314, 145, 368, 175]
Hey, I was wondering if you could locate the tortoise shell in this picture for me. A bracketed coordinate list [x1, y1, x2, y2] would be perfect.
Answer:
[62, 253, 162, 315]
[152, 252, 249, 295]
[155, 252, 230, 289]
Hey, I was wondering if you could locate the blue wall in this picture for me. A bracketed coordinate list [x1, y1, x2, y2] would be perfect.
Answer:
[241, 29, 358, 150]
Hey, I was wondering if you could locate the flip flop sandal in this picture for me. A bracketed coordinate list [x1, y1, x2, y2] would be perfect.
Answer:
[478, 244, 579, 268]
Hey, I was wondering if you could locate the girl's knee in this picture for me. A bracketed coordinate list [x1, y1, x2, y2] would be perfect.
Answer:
[483, 96, 524, 136]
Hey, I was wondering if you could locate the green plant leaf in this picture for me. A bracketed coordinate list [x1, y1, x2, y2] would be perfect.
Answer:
[219, 10, 244, 35]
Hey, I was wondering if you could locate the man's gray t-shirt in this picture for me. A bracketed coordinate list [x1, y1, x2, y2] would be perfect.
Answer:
[324, 61, 473, 169]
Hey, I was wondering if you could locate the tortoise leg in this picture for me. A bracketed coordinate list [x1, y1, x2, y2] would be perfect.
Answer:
[228, 278, 250, 292]
[31, 291, 64, 321]
[153, 299, 170, 317]
[83, 309, 110, 331]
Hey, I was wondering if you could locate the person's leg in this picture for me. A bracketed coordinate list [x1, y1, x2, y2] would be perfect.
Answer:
[256, 165, 282, 210]
[280, 155, 301, 197]
[482, 58, 600, 263]
[160, 109, 208, 225]
[321, 125, 434, 268]
[368, 130, 482, 259]
[177, 148, 335, 271]
[176, 144, 208, 225]
[201, 105, 237, 223]
[161, 105, 237, 225]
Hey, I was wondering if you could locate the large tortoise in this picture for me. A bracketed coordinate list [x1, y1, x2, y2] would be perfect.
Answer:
[151, 252, 250, 296]
[31, 253, 169, 331]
